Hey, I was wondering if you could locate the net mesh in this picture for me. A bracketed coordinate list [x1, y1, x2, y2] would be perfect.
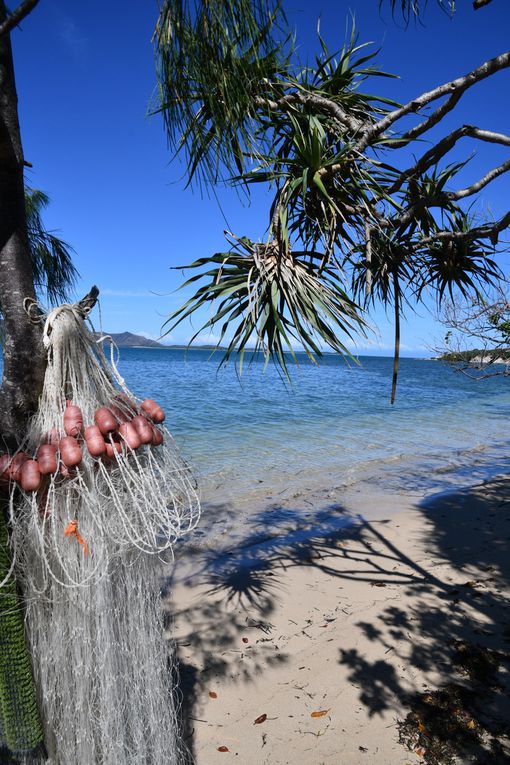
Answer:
[8, 302, 200, 764]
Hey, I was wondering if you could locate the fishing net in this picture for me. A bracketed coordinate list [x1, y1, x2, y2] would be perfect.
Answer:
[6, 297, 200, 764]
[0, 506, 45, 764]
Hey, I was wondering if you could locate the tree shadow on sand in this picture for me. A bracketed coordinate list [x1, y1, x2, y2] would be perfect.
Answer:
[164, 477, 510, 762]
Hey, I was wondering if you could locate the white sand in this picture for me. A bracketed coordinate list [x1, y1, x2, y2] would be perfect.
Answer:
[167, 475, 510, 764]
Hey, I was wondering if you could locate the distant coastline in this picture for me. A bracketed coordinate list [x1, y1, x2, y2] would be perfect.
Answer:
[100, 331, 432, 358]
[439, 348, 510, 365]
[130, 344, 227, 351]
[94, 331, 227, 351]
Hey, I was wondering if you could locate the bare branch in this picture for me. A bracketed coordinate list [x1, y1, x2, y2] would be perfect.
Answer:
[443, 299, 509, 346]
[0, 0, 40, 37]
[353, 50, 510, 154]
[436, 287, 510, 379]
[418, 210, 510, 247]
[396, 91, 463, 147]
[388, 125, 510, 195]
[255, 91, 365, 135]
[448, 157, 510, 200]
[77, 285, 100, 318]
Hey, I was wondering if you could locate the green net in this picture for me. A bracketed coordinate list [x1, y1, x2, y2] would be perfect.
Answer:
[0, 504, 45, 760]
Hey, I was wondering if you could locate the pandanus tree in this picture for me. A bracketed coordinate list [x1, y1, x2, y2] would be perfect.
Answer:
[155, 0, 509, 401]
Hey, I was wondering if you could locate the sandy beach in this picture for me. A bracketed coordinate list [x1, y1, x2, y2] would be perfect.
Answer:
[167, 475, 510, 764]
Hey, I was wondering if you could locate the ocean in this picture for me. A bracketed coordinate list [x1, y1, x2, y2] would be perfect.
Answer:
[117, 348, 510, 547]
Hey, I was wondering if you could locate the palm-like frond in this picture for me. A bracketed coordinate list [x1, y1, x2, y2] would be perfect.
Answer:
[165, 232, 366, 375]
[306, 26, 400, 113]
[236, 32, 400, 258]
[25, 188, 79, 305]
[379, 0, 456, 21]
[350, 228, 422, 404]
[154, 0, 289, 187]
[396, 161, 469, 238]
[417, 213, 502, 303]
[351, 230, 416, 311]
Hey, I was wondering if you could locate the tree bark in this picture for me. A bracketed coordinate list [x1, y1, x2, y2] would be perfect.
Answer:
[0, 0, 44, 450]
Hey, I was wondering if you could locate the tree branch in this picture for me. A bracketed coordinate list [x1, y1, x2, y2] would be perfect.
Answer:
[353, 50, 510, 154]
[0, 0, 40, 38]
[395, 91, 463, 147]
[76, 285, 99, 318]
[418, 210, 510, 247]
[255, 91, 366, 135]
[473, 0, 493, 9]
[447, 157, 510, 200]
[388, 125, 510, 195]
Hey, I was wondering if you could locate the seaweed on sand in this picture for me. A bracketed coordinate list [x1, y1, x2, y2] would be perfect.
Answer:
[397, 641, 510, 765]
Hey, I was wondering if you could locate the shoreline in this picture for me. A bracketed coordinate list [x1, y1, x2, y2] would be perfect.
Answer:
[179, 434, 510, 556]
[167, 473, 510, 764]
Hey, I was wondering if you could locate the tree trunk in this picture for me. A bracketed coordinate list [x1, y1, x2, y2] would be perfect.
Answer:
[0, 1, 45, 449]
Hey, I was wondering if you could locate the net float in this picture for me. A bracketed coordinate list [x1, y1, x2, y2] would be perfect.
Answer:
[140, 399, 165, 424]
[64, 402, 84, 438]
[110, 404, 129, 424]
[8, 452, 30, 483]
[59, 436, 83, 467]
[37, 444, 58, 475]
[151, 427, 164, 447]
[131, 415, 154, 445]
[118, 422, 141, 450]
[105, 440, 122, 460]
[114, 394, 138, 417]
[84, 425, 106, 457]
[20, 460, 42, 492]
[94, 407, 118, 436]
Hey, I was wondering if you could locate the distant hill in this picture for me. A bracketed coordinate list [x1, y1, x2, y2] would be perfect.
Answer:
[1, 323, 224, 350]
[94, 332, 228, 350]
[95, 332, 164, 348]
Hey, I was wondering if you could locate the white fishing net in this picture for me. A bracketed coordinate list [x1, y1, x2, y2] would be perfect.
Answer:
[9, 301, 200, 764]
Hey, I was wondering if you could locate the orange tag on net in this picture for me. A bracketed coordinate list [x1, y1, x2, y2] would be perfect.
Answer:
[64, 519, 89, 557]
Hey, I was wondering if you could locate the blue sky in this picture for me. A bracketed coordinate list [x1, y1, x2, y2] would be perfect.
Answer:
[11, 0, 510, 356]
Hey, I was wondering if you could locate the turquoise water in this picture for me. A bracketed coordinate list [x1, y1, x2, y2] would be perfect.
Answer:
[118, 349, 510, 525]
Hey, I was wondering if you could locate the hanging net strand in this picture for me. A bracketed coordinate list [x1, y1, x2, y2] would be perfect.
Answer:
[6, 291, 200, 764]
